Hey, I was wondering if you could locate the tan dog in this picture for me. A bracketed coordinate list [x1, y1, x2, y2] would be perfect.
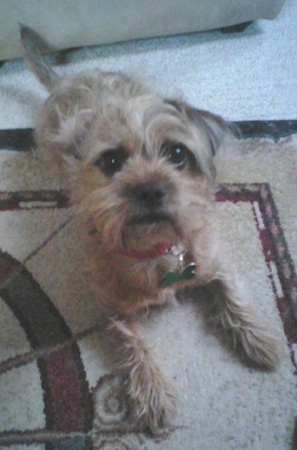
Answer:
[21, 25, 282, 432]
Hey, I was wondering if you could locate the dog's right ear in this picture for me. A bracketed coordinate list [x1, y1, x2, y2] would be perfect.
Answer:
[20, 24, 59, 91]
[20, 24, 96, 162]
[36, 102, 95, 161]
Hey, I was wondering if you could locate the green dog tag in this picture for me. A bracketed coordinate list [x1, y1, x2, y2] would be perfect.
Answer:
[162, 263, 196, 287]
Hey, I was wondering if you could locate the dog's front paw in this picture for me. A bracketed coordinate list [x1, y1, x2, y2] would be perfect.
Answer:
[237, 323, 284, 369]
[126, 369, 177, 433]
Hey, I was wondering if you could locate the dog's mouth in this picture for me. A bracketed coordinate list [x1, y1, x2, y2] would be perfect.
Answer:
[129, 212, 171, 225]
[121, 211, 181, 257]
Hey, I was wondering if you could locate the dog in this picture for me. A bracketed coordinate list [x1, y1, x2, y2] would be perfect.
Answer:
[21, 25, 283, 432]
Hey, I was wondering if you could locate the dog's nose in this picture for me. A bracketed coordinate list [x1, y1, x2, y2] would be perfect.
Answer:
[124, 182, 166, 208]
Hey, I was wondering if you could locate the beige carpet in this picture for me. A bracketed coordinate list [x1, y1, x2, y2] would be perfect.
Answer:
[0, 132, 297, 449]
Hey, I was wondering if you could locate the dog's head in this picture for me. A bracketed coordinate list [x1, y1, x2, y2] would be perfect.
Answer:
[35, 73, 232, 254]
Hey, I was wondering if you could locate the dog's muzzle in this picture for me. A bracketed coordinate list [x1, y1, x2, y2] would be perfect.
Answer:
[122, 181, 169, 224]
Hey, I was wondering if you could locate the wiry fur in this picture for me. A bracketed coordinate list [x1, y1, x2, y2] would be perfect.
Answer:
[21, 25, 283, 432]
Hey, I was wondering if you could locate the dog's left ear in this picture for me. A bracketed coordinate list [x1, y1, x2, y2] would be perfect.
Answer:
[166, 100, 235, 181]
[183, 105, 234, 156]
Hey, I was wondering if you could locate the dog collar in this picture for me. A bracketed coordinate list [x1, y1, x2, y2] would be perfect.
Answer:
[118, 242, 196, 287]
[118, 242, 172, 259]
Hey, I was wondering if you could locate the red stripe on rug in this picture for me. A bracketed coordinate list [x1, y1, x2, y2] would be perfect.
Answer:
[0, 258, 93, 434]
[216, 183, 297, 367]
[39, 345, 93, 433]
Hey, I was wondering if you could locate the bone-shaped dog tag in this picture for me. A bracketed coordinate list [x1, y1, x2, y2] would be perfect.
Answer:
[162, 262, 196, 287]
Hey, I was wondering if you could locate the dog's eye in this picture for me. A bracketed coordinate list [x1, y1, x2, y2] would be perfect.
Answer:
[94, 148, 128, 176]
[161, 142, 195, 171]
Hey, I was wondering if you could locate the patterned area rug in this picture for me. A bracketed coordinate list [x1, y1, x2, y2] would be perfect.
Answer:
[0, 124, 297, 449]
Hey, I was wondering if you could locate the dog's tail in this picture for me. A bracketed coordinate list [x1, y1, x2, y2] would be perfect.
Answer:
[20, 24, 60, 91]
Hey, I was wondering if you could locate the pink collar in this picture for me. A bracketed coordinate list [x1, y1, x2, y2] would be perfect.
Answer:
[118, 242, 172, 259]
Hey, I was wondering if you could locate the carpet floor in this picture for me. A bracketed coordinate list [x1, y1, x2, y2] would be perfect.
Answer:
[0, 0, 296, 126]
[0, 125, 296, 449]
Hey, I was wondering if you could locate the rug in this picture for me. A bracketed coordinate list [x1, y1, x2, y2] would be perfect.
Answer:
[0, 123, 297, 450]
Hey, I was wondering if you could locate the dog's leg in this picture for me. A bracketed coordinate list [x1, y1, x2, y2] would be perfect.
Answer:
[201, 273, 283, 369]
[105, 318, 177, 432]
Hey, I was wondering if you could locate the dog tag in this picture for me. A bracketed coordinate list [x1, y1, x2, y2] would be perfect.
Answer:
[162, 262, 196, 287]
[181, 263, 196, 279]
